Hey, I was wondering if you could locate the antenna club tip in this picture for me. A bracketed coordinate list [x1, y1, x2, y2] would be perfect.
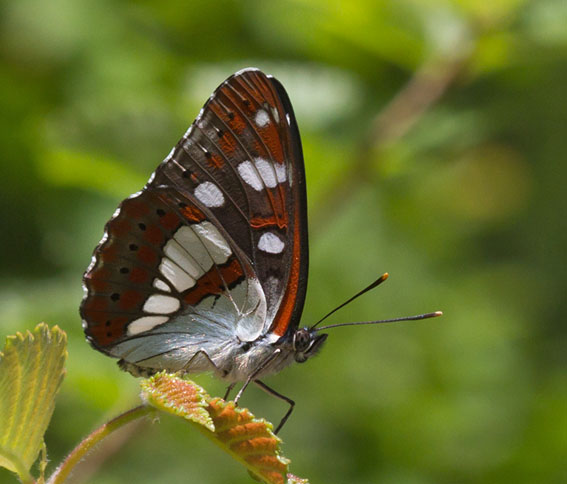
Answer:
[381, 272, 389, 280]
[433, 311, 443, 317]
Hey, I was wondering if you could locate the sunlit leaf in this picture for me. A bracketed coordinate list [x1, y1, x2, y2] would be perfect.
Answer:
[208, 397, 291, 484]
[141, 371, 214, 431]
[141, 373, 307, 484]
[0, 323, 67, 481]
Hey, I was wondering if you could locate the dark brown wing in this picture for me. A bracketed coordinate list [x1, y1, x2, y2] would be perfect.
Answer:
[152, 68, 308, 336]
[81, 186, 263, 354]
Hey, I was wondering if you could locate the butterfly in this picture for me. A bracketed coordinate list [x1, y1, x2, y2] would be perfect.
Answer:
[80, 68, 441, 433]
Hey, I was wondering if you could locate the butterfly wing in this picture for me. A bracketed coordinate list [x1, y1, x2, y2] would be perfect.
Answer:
[153, 69, 308, 335]
[81, 186, 267, 372]
[80, 69, 308, 374]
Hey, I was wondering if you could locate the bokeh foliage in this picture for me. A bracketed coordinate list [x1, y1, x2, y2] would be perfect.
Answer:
[1, 0, 565, 482]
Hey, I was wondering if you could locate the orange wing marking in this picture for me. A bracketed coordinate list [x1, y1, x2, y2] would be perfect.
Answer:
[250, 213, 289, 230]
[183, 258, 246, 306]
[269, 211, 302, 337]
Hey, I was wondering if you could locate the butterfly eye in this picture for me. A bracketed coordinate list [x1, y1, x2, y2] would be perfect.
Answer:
[294, 331, 327, 364]
[293, 328, 311, 353]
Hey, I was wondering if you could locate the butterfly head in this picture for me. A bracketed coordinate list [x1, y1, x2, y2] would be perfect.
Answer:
[292, 328, 328, 363]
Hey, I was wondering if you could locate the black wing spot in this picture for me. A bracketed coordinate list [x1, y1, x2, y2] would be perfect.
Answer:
[120, 267, 129, 274]
[138, 223, 146, 231]
[110, 293, 120, 302]
[156, 209, 166, 217]
[129, 243, 139, 251]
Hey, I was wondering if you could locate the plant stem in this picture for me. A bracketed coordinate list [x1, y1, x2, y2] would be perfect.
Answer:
[46, 404, 155, 484]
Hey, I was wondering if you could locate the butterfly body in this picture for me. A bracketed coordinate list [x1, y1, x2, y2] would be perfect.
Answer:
[115, 329, 289, 383]
[81, 68, 326, 384]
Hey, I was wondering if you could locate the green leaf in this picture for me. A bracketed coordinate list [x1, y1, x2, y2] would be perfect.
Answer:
[141, 371, 214, 431]
[0, 323, 67, 481]
[141, 373, 308, 484]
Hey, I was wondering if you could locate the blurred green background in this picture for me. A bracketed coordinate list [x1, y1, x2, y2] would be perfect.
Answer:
[1, 0, 566, 483]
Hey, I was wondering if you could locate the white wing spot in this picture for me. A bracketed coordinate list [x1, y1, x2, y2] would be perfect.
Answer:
[238, 158, 286, 191]
[194, 181, 224, 207]
[255, 109, 270, 127]
[255, 157, 277, 188]
[127, 316, 169, 335]
[193, 221, 232, 264]
[153, 278, 171, 292]
[275, 163, 287, 183]
[143, 294, 181, 314]
[258, 232, 285, 254]
[271, 107, 280, 124]
[159, 258, 196, 292]
[173, 226, 213, 274]
[238, 161, 263, 191]
[164, 239, 201, 278]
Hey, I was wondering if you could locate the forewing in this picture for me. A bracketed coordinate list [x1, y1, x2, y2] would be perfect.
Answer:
[153, 69, 308, 335]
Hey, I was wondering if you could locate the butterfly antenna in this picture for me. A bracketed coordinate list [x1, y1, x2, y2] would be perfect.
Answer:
[311, 273, 390, 330]
[315, 311, 443, 331]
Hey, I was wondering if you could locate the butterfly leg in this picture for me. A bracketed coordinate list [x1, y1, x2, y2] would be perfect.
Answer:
[254, 380, 295, 434]
[223, 383, 236, 400]
[234, 349, 282, 406]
